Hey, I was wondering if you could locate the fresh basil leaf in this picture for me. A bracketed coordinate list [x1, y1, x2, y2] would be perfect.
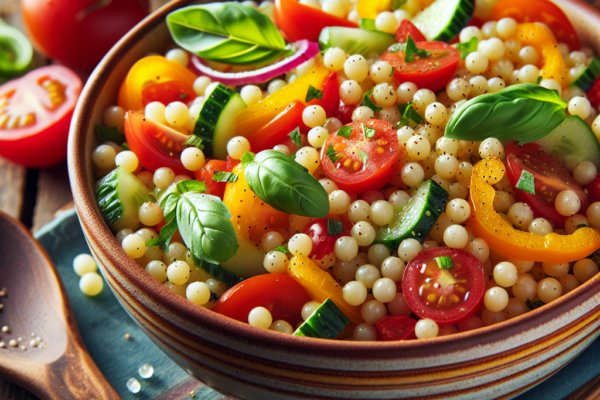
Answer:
[434, 256, 453, 269]
[337, 126, 353, 138]
[358, 149, 369, 171]
[533, 300, 545, 308]
[390, 66, 395, 75]
[183, 134, 205, 150]
[536, 76, 543, 85]
[179, 93, 189, 100]
[404, 35, 431, 63]
[445, 84, 568, 144]
[326, 144, 342, 164]
[362, 87, 382, 112]
[515, 170, 535, 195]
[359, 18, 377, 31]
[146, 217, 178, 251]
[274, 245, 289, 253]
[398, 103, 424, 127]
[241, 151, 255, 169]
[177, 192, 239, 263]
[388, 42, 407, 53]
[166, 2, 291, 66]
[576, 223, 589, 231]
[392, 0, 407, 9]
[327, 219, 344, 236]
[158, 188, 181, 223]
[95, 126, 125, 144]
[190, 252, 244, 286]
[363, 124, 376, 138]
[456, 36, 478, 60]
[176, 180, 206, 194]
[121, 142, 130, 151]
[288, 126, 301, 147]
[242, 150, 330, 218]
[212, 170, 238, 183]
[306, 85, 323, 102]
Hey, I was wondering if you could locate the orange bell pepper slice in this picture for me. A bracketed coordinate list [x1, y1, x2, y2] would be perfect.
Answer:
[288, 255, 363, 324]
[234, 63, 329, 137]
[511, 23, 569, 88]
[469, 157, 600, 264]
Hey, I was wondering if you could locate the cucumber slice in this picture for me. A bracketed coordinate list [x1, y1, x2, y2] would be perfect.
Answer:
[293, 298, 350, 339]
[194, 83, 247, 160]
[411, 0, 474, 43]
[96, 167, 152, 232]
[572, 57, 600, 92]
[534, 115, 600, 170]
[375, 180, 448, 249]
[318, 26, 395, 57]
[190, 253, 243, 287]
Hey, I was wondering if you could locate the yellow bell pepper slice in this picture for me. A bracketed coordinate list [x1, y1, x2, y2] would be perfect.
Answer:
[512, 23, 569, 88]
[469, 157, 600, 264]
[288, 255, 363, 324]
[234, 63, 329, 136]
[356, 0, 391, 19]
[223, 164, 256, 241]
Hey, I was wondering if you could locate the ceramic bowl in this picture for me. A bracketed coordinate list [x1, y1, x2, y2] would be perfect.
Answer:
[68, 1, 600, 398]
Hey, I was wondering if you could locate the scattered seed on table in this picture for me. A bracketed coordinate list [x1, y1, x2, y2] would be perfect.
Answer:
[124, 333, 131, 340]
[8, 340, 17, 347]
[126, 377, 141, 393]
[0, 341, 5, 348]
[1, 326, 8, 333]
[138, 363, 154, 379]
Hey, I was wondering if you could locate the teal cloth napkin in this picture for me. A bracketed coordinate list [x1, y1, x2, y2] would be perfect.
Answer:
[35, 209, 600, 399]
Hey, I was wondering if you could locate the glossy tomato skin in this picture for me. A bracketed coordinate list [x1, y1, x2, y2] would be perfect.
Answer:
[124, 111, 190, 175]
[402, 248, 485, 326]
[195, 160, 229, 198]
[275, 0, 357, 42]
[22, 0, 149, 72]
[141, 81, 196, 108]
[321, 119, 401, 194]
[585, 174, 600, 203]
[337, 104, 355, 124]
[246, 101, 305, 152]
[375, 316, 417, 341]
[396, 20, 427, 43]
[381, 42, 460, 92]
[307, 72, 340, 118]
[588, 77, 600, 110]
[505, 143, 590, 224]
[212, 274, 312, 326]
[0, 65, 81, 168]
[304, 218, 350, 260]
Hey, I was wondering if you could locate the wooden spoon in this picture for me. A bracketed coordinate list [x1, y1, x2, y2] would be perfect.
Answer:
[0, 211, 120, 400]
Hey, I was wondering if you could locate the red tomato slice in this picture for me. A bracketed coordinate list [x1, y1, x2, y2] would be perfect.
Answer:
[505, 143, 589, 224]
[194, 159, 229, 198]
[337, 104, 355, 125]
[585, 174, 600, 203]
[246, 101, 305, 153]
[402, 248, 485, 326]
[274, 0, 357, 42]
[381, 42, 460, 92]
[491, 0, 580, 50]
[124, 111, 190, 175]
[587, 76, 600, 110]
[375, 316, 417, 341]
[395, 20, 427, 43]
[321, 119, 401, 194]
[304, 218, 350, 260]
[0, 65, 81, 168]
[307, 72, 340, 118]
[212, 274, 312, 327]
[141, 81, 196, 108]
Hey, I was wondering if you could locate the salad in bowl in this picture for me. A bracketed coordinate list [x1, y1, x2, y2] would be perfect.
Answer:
[91, 0, 600, 342]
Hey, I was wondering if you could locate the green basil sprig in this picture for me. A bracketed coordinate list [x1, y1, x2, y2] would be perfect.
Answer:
[242, 150, 330, 218]
[445, 84, 568, 144]
[166, 2, 292, 66]
[456, 36, 478, 59]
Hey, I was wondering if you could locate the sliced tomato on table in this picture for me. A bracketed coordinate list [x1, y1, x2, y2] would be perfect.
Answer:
[274, 0, 357, 42]
[396, 20, 427, 43]
[402, 248, 485, 326]
[124, 111, 190, 175]
[212, 274, 312, 327]
[0, 65, 81, 168]
[505, 143, 590, 224]
[141, 80, 196, 108]
[490, 0, 580, 50]
[321, 119, 401, 194]
[381, 42, 460, 92]
[375, 316, 417, 341]
[304, 218, 350, 260]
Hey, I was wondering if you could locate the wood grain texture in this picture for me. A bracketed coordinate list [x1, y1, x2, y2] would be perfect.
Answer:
[31, 161, 73, 233]
[0, 157, 25, 220]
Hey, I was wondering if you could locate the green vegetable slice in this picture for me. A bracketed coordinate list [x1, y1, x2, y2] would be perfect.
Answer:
[359, 18, 377, 31]
[515, 170, 536, 195]
[0, 20, 33, 81]
[288, 126, 301, 147]
[411, 0, 474, 43]
[572, 57, 600, 92]
[318, 26, 395, 57]
[293, 298, 350, 339]
[456, 36, 478, 59]
[361, 87, 382, 112]
[404, 35, 431, 62]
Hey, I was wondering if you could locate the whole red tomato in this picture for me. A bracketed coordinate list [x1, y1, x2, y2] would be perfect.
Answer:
[22, 0, 149, 72]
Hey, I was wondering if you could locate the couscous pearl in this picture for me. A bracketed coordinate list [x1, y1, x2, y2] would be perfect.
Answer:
[372, 83, 397, 108]
[273, 144, 290, 155]
[288, 233, 313, 257]
[540, 79, 562, 97]
[568, 96, 592, 120]
[542, 262, 570, 279]
[490, 59, 514, 81]
[367, 244, 391, 267]
[329, 190, 351, 214]
[456, 162, 473, 184]
[470, 75, 490, 97]
[79, 272, 104, 296]
[173, 174, 192, 184]
[513, 274, 538, 302]
[92, 144, 117, 169]
[481, 20, 497, 38]
[372, 277, 397, 303]
[73, 254, 97, 277]
[301, 301, 321, 321]
[323, 47, 346, 71]
[351, 221, 376, 247]
[267, 79, 287, 95]
[299, 0, 319, 8]
[481, 37, 505, 61]
[103, 105, 126, 132]
[587, 202, 600, 227]
[389, 190, 411, 212]
[381, 256, 405, 283]
[494, 262, 519, 287]
[167, 260, 191, 285]
[398, 238, 422, 262]
[573, 259, 599, 283]
[487, 77, 505, 93]
[115, 151, 139, 173]
[592, 115, 600, 141]
[321, 0, 346, 18]
[240, 85, 263, 106]
[165, 48, 189, 66]
[164, 281, 186, 297]
[484, 287, 509, 312]
[164, 101, 189, 128]
[186, 281, 211, 305]
[396, 82, 418, 104]
[466, 52, 489, 75]
[446, 78, 471, 102]
[460, 26, 483, 43]
[569, 50, 587, 66]
[465, 238, 490, 263]
[227, 136, 251, 160]
[537, 277, 562, 303]
[181, 147, 206, 172]
[295, 146, 320, 173]
[504, 39, 523, 63]
[494, 191, 515, 214]
[406, 135, 430, 161]
[352, 106, 374, 122]
[457, 315, 485, 332]
[412, 89, 436, 114]
[138, 202, 163, 226]
[205, 279, 227, 297]
[518, 64, 541, 84]
[401, 162, 425, 188]
[302, 105, 327, 128]
[193, 76, 211, 96]
[355, 264, 381, 289]
[443, 225, 469, 249]
[307, 126, 329, 149]
[504, 298, 529, 319]
[375, 11, 398, 34]
[415, 319, 439, 339]
[479, 138, 505, 160]
[116, 229, 134, 246]
[393, 8, 411, 23]
[339, 80, 363, 105]
[496, 17, 517, 39]
[263, 250, 289, 274]
[261, 231, 285, 252]
[519, 46, 539, 65]
[348, 200, 371, 222]
[446, 199, 471, 224]
[270, 320, 294, 334]
[153, 167, 175, 189]
[555, 190, 581, 216]
[425, 102, 447, 126]
[573, 161, 597, 186]
[353, 323, 378, 341]
[361, 300, 387, 324]
[482, 308, 505, 326]
[438, 325, 459, 336]
[122, 234, 146, 259]
[508, 202, 534, 230]
[370, 60, 394, 84]
[320, 178, 339, 195]
[344, 55, 369, 82]
[335, 236, 359, 261]
[528, 218, 553, 236]
[560, 274, 580, 294]
[145, 260, 168, 282]
[370, 200, 394, 226]
[387, 292, 412, 316]
[248, 307, 273, 329]
[343, 281, 368, 306]
[434, 155, 458, 180]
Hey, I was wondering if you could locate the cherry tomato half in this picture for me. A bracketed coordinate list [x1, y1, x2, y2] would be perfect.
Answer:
[585, 174, 600, 203]
[395, 20, 427, 44]
[124, 111, 190, 175]
[321, 119, 401, 194]
[0, 65, 81, 168]
[304, 218, 350, 260]
[505, 143, 589, 224]
[212, 274, 312, 327]
[141, 81, 196, 108]
[375, 316, 417, 341]
[402, 248, 485, 326]
[307, 72, 340, 118]
[246, 100, 306, 153]
[195, 159, 229, 198]
[587, 77, 600, 110]
[381, 42, 460, 92]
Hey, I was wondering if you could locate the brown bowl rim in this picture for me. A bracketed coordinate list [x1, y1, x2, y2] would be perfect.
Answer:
[68, 0, 600, 358]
